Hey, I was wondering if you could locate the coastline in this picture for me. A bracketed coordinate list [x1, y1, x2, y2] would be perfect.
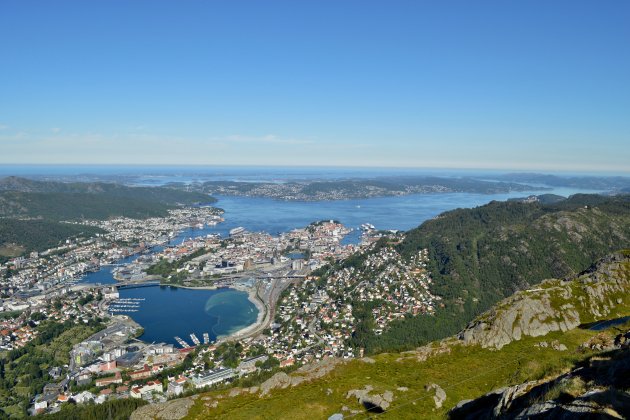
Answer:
[217, 287, 267, 342]
[161, 282, 269, 343]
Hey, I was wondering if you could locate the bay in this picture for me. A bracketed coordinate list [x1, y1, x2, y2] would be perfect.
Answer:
[115, 286, 257, 346]
[174, 186, 604, 244]
[81, 185, 604, 347]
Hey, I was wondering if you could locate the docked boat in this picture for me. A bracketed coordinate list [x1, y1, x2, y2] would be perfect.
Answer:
[229, 227, 246, 236]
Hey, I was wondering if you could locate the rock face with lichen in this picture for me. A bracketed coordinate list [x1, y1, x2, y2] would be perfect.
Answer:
[130, 396, 196, 420]
[426, 383, 447, 408]
[346, 385, 395, 412]
[458, 252, 630, 349]
[259, 357, 344, 395]
[449, 333, 630, 419]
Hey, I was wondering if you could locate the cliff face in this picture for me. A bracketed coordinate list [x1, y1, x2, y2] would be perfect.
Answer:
[459, 251, 630, 349]
[449, 335, 630, 419]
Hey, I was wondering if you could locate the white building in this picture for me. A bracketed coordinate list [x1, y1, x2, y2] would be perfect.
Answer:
[192, 368, 236, 389]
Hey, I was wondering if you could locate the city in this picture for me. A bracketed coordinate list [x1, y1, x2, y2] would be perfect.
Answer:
[1, 201, 441, 414]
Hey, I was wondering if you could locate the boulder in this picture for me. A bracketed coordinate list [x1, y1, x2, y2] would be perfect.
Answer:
[425, 383, 446, 408]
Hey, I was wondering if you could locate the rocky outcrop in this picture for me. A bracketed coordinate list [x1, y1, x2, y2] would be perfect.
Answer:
[458, 252, 630, 349]
[259, 357, 344, 395]
[130, 396, 196, 420]
[397, 338, 454, 362]
[260, 372, 292, 395]
[346, 385, 394, 412]
[449, 335, 630, 419]
[425, 383, 447, 408]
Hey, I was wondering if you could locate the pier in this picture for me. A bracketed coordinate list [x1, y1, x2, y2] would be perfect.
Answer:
[174, 336, 190, 348]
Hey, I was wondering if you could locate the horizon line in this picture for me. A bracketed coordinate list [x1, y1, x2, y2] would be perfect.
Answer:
[0, 162, 629, 177]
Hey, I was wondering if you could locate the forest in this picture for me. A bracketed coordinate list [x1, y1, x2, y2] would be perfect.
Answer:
[0, 219, 104, 264]
[0, 177, 216, 221]
[350, 194, 630, 353]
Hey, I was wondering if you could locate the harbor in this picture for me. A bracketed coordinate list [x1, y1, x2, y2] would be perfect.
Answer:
[106, 285, 258, 347]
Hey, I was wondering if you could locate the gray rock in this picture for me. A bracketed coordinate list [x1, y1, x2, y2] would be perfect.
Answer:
[425, 383, 446, 408]
[346, 385, 394, 411]
[458, 253, 630, 349]
[260, 372, 291, 395]
[131, 398, 194, 420]
[551, 340, 567, 351]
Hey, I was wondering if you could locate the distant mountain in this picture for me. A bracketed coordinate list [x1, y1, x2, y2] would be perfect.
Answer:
[0, 177, 217, 260]
[0, 219, 104, 263]
[497, 172, 630, 191]
[0, 177, 216, 221]
[188, 176, 547, 200]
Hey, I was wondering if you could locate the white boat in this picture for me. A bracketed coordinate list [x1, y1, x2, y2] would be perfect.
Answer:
[229, 227, 246, 236]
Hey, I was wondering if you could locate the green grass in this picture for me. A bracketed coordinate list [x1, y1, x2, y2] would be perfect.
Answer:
[184, 254, 630, 419]
[0, 244, 25, 258]
[185, 325, 610, 419]
[42, 325, 96, 365]
[1, 404, 24, 418]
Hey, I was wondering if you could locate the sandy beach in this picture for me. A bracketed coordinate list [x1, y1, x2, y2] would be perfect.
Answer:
[215, 285, 270, 342]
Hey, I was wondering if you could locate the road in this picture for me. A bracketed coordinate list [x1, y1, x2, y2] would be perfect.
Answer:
[218, 276, 298, 343]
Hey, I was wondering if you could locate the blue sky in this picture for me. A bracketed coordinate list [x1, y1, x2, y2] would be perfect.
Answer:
[1, 1, 629, 172]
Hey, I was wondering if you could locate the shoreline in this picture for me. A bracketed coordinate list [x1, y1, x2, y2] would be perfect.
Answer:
[217, 286, 267, 342]
[158, 282, 269, 343]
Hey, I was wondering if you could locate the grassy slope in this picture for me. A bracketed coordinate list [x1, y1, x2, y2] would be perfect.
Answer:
[186, 257, 630, 419]
[186, 326, 628, 420]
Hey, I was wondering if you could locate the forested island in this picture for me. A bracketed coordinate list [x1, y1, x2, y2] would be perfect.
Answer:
[170, 176, 547, 200]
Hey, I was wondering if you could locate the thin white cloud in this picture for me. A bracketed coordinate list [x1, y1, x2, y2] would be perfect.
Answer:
[0, 124, 8, 130]
[51, 127, 62, 133]
[223, 134, 314, 145]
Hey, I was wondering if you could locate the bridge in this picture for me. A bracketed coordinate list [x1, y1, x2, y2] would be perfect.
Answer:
[116, 281, 161, 290]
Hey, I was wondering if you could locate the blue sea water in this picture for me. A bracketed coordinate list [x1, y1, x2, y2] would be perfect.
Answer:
[68, 171, 603, 346]
[173, 186, 603, 244]
[114, 286, 257, 345]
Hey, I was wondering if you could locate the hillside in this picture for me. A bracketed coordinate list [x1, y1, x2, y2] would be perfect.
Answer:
[132, 251, 630, 419]
[0, 177, 216, 261]
[0, 219, 104, 263]
[0, 177, 215, 220]
[357, 194, 630, 353]
[188, 176, 544, 200]
[300, 194, 630, 355]
[497, 173, 630, 191]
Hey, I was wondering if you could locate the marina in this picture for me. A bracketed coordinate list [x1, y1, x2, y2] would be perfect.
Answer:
[174, 336, 190, 348]
[112, 285, 258, 346]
